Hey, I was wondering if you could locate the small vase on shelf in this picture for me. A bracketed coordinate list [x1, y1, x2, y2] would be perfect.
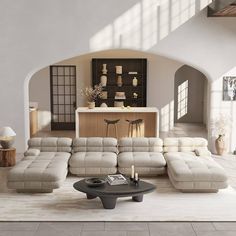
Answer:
[117, 75, 123, 87]
[132, 77, 138, 87]
[100, 75, 107, 87]
[102, 64, 107, 74]
[116, 66, 122, 74]
[215, 134, 225, 155]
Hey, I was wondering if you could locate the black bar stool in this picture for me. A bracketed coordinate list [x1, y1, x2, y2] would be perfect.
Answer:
[126, 119, 143, 137]
[104, 119, 120, 138]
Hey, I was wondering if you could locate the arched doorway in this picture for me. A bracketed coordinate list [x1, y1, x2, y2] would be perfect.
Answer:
[172, 65, 208, 138]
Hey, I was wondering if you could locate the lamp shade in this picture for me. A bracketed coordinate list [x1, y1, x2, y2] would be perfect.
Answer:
[0, 127, 16, 139]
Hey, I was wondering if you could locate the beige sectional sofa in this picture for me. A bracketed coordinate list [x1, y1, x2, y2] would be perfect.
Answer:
[69, 137, 118, 176]
[7, 136, 228, 193]
[7, 137, 72, 193]
[163, 137, 228, 192]
[118, 138, 166, 176]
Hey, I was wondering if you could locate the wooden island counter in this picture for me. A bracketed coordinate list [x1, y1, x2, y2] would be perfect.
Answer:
[76, 107, 159, 138]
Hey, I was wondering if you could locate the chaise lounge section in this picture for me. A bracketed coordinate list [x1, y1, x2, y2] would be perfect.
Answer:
[164, 137, 228, 192]
[7, 137, 72, 193]
[118, 137, 166, 176]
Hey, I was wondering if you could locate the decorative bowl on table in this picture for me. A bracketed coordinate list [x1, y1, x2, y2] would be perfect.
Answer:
[85, 178, 106, 187]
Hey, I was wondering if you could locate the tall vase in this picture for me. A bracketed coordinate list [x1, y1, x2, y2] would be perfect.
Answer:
[100, 75, 107, 87]
[215, 135, 225, 155]
[102, 64, 107, 74]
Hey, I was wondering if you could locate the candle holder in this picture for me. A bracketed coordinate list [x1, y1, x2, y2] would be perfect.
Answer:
[133, 178, 140, 186]
[130, 177, 134, 182]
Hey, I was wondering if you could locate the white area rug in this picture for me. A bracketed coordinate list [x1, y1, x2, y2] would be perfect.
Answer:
[0, 175, 236, 221]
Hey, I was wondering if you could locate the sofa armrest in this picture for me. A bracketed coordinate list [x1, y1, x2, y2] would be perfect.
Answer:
[24, 149, 40, 156]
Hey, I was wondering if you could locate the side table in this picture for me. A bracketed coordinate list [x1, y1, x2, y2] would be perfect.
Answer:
[0, 148, 16, 167]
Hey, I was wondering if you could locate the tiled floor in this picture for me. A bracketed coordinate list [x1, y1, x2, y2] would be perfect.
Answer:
[0, 222, 236, 236]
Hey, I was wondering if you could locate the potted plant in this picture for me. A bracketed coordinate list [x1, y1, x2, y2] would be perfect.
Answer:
[81, 83, 103, 109]
[211, 114, 231, 155]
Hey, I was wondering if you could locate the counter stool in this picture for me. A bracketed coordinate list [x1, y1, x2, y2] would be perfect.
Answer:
[104, 119, 120, 138]
[126, 119, 143, 137]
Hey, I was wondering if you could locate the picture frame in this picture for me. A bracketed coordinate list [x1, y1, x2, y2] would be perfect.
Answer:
[223, 76, 236, 101]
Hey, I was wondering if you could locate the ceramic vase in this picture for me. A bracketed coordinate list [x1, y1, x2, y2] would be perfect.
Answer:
[116, 66, 122, 74]
[88, 101, 95, 109]
[117, 75, 123, 87]
[215, 135, 225, 155]
[102, 64, 107, 74]
[132, 77, 138, 87]
[100, 75, 107, 87]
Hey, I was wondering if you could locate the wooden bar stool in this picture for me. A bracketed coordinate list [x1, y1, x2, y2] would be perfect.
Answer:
[104, 119, 120, 138]
[126, 119, 143, 137]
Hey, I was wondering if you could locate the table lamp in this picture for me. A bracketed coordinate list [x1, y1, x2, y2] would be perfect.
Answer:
[0, 127, 16, 149]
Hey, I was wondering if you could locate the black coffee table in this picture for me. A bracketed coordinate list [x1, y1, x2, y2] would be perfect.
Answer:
[73, 178, 156, 209]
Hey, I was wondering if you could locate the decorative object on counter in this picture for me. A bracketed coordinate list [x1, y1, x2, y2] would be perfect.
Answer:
[134, 172, 139, 186]
[133, 93, 138, 99]
[132, 77, 138, 87]
[102, 64, 107, 74]
[104, 119, 120, 138]
[126, 119, 143, 137]
[115, 92, 126, 100]
[114, 101, 124, 107]
[115, 66, 122, 74]
[81, 83, 103, 109]
[117, 75, 123, 87]
[100, 75, 107, 87]
[101, 91, 108, 99]
[0, 127, 16, 149]
[128, 72, 138, 74]
[211, 113, 231, 155]
[100, 103, 108, 107]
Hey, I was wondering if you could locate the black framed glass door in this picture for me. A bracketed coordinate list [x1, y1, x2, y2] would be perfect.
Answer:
[50, 65, 76, 130]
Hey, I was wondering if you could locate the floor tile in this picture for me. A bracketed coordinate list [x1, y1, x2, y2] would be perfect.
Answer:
[83, 222, 105, 231]
[81, 231, 126, 236]
[105, 222, 148, 231]
[127, 231, 150, 236]
[192, 223, 215, 232]
[213, 223, 236, 231]
[148, 222, 196, 236]
[0, 222, 39, 231]
[195, 231, 236, 236]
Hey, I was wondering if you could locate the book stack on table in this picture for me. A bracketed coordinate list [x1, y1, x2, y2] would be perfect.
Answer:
[107, 174, 128, 185]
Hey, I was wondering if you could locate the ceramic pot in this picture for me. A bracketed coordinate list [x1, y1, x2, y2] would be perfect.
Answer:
[215, 135, 225, 155]
[116, 66, 122, 74]
[88, 101, 95, 109]
[100, 75, 107, 87]
[117, 75, 123, 87]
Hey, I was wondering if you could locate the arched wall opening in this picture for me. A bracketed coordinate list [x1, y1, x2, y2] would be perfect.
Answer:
[27, 49, 210, 141]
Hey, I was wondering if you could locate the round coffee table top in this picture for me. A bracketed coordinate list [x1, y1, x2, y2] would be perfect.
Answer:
[73, 178, 156, 198]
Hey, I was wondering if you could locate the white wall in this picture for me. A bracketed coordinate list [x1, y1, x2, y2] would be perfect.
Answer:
[2, 0, 236, 152]
[29, 49, 182, 132]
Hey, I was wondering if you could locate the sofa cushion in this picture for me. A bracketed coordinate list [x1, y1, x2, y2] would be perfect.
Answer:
[195, 147, 211, 157]
[118, 152, 166, 168]
[73, 137, 118, 153]
[119, 138, 163, 152]
[24, 148, 40, 156]
[28, 137, 72, 153]
[69, 152, 117, 168]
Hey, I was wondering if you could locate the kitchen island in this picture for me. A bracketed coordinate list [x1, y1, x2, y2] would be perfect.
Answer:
[76, 107, 159, 138]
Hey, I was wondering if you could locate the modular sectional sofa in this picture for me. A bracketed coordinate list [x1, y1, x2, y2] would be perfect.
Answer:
[7, 136, 228, 193]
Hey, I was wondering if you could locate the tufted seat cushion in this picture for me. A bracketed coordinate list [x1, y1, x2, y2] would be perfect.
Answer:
[118, 138, 166, 176]
[69, 152, 117, 176]
[7, 152, 70, 192]
[69, 137, 118, 176]
[165, 152, 228, 192]
[118, 152, 166, 176]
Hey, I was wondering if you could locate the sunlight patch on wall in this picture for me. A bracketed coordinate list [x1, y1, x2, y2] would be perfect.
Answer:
[161, 100, 174, 132]
[89, 0, 212, 52]
[177, 80, 188, 120]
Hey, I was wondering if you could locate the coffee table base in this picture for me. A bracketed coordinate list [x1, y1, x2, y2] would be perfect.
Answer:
[132, 195, 143, 202]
